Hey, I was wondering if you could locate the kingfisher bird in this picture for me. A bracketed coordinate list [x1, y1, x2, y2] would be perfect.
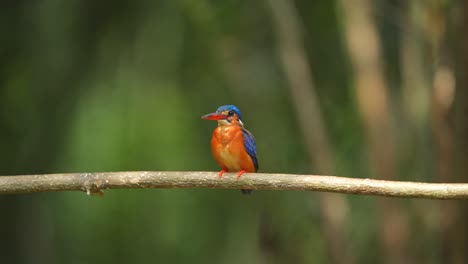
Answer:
[202, 105, 258, 194]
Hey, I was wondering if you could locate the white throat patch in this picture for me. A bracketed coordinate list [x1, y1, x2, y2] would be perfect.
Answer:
[217, 119, 244, 127]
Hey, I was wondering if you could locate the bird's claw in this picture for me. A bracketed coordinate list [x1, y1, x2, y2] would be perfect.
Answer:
[218, 169, 227, 178]
[236, 170, 246, 179]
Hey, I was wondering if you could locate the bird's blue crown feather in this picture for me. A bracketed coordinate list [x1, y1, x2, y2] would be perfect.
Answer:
[216, 105, 242, 120]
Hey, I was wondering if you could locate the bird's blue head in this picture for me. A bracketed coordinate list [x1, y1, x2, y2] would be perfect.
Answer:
[215, 105, 242, 120]
[202, 105, 243, 125]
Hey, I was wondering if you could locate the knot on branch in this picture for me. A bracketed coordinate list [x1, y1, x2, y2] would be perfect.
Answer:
[82, 175, 105, 196]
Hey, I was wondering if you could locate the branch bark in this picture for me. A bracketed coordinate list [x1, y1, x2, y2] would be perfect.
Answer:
[1, 171, 468, 199]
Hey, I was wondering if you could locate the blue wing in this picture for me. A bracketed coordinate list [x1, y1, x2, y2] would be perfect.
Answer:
[242, 128, 258, 171]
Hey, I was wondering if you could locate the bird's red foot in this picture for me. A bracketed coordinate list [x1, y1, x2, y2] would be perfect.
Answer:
[236, 170, 246, 179]
[218, 169, 227, 178]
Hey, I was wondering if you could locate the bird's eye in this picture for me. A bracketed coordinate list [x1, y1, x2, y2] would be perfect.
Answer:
[227, 110, 234, 116]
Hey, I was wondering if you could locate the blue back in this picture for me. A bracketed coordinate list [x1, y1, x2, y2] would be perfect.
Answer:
[242, 129, 258, 171]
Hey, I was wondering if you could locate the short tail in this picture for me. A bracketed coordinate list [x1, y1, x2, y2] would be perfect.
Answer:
[241, 189, 253, 195]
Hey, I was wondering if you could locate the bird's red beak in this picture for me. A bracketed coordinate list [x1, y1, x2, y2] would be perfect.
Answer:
[202, 112, 225, 120]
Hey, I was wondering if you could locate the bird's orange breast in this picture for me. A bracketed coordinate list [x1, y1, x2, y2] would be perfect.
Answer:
[211, 125, 256, 172]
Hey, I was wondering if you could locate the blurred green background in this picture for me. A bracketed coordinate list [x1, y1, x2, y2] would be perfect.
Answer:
[1, 0, 468, 263]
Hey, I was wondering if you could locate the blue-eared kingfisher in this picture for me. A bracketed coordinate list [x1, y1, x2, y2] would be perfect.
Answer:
[202, 105, 258, 194]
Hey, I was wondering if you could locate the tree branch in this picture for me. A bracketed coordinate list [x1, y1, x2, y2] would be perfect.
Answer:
[0, 171, 467, 199]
